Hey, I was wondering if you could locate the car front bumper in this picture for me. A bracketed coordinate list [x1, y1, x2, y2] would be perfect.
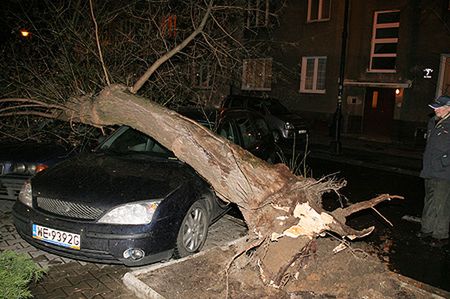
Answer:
[0, 175, 28, 200]
[12, 201, 175, 266]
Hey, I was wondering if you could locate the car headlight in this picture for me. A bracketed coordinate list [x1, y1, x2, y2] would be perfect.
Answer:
[18, 181, 33, 207]
[284, 122, 295, 130]
[98, 201, 161, 225]
[11, 163, 48, 175]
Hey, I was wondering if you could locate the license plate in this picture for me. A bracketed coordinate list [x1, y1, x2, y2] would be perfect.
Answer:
[32, 224, 81, 250]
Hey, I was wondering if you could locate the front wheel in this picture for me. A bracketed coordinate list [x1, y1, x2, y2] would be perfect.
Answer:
[174, 200, 210, 258]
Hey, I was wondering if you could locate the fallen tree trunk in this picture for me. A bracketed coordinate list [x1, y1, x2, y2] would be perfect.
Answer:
[37, 84, 400, 286]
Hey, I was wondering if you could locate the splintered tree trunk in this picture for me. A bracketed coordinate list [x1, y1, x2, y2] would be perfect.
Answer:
[61, 84, 399, 286]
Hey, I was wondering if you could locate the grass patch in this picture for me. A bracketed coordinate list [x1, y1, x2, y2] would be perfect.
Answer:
[0, 250, 46, 299]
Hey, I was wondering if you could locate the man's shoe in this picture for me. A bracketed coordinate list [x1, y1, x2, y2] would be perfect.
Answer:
[416, 231, 432, 239]
[430, 238, 449, 248]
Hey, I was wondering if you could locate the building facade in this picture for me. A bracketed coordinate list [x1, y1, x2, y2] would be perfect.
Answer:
[232, 0, 450, 144]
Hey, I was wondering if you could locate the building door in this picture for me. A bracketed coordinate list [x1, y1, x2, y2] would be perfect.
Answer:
[363, 88, 395, 137]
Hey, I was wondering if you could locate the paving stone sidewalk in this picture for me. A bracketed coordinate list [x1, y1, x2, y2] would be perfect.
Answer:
[0, 200, 138, 299]
[0, 200, 247, 299]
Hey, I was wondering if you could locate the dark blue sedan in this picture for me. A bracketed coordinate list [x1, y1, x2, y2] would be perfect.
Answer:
[13, 126, 229, 265]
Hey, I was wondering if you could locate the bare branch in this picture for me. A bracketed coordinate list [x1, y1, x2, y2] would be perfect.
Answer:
[130, 1, 214, 94]
[0, 98, 67, 110]
[89, 0, 111, 86]
[0, 111, 58, 119]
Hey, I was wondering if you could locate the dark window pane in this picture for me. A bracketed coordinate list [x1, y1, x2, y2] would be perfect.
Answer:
[316, 58, 327, 90]
[305, 58, 314, 89]
[377, 11, 400, 24]
[375, 27, 399, 39]
[374, 43, 398, 54]
[322, 0, 331, 19]
[310, 0, 319, 20]
[372, 57, 396, 70]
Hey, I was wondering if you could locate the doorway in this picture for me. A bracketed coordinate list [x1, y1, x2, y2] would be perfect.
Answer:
[363, 88, 395, 137]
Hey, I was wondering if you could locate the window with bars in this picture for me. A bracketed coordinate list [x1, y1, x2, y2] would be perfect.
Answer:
[369, 10, 400, 72]
[307, 0, 331, 22]
[242, 58, 272, 91]
[247, 0, 270, 27]
[161, 15, 177, 38]
[300, 56, 327, 93]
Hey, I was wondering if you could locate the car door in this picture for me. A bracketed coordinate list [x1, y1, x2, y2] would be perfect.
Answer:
[217, 111, 274, 161]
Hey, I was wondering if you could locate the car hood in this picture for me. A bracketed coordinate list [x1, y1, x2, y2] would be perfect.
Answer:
[0, 143, 68, 163]
[31, 152, 194, 209]
[273, 113, 306, 127]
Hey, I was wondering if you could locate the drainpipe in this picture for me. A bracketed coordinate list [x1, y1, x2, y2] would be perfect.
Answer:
[331, 0, 350, 154]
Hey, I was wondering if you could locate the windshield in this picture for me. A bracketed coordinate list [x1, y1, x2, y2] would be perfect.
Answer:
[263, 99, 289, 114]
[98, 126, 173, 157]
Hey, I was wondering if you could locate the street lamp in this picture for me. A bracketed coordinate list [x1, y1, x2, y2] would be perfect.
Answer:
[20, 29, 30, 38]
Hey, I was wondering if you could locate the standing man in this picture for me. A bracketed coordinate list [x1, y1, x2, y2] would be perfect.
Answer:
[418, 95, 450, 247]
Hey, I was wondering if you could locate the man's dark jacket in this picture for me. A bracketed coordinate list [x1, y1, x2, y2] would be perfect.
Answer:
[420, 115, 450, 181]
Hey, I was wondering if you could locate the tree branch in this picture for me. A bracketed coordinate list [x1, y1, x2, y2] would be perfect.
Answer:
[89, 0, 111, 86]
[130, 1, 213, 94]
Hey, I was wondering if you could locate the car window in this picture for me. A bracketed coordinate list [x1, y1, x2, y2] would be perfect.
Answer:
[235, 117, 258, 149]
[264, 99, 289, 114]
[247, 101, 265, 113]
[218, 121, 236, 143]
[99, 127, 171, 155]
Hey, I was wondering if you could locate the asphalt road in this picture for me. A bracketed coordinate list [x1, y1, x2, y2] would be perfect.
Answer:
[308, 157, 450, 292]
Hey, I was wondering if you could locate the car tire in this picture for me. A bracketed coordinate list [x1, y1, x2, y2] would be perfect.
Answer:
[174, 200, 210, 258]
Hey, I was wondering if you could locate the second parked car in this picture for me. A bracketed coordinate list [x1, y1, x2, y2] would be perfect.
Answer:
[221, 95, 309, 145]
[0, 143, 70, 200]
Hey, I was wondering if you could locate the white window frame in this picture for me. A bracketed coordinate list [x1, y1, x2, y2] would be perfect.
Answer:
[241, 58, 272, 91]
[369, 10, 400, 73]
[247, 0, 270, 28]
[436, 54, 450, 97]
[300, 56, 327, 94]
[307, 0, 331, 23]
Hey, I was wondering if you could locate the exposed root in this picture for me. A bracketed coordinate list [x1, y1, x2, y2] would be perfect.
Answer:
[327, 233, 370, 259]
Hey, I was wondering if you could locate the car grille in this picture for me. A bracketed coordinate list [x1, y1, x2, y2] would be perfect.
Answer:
[36, 197, 105, 220]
